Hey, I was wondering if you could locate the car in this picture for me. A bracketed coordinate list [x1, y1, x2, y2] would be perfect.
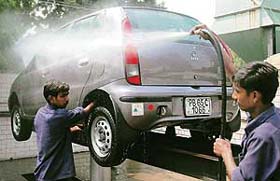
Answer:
[8, 6, 240, 167]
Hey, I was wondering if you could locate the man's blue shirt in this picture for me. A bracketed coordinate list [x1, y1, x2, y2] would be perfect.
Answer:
[232, 106, 280, 181]
[34, 104, 85, 181]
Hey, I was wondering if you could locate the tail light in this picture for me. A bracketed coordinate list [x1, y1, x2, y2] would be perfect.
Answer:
[122, 17, 132, 34]
[124, 43, 141, 85]
[122, 17, 141, 85]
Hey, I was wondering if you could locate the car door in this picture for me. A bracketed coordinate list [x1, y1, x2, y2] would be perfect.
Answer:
[21, 56, 49, 116]
[43, 14, 104, 109]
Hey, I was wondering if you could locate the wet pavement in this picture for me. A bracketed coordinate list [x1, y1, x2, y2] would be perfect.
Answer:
[0, 115, 207, 181]
[0, 152, 201, 181]
[0, 157, 35, 181]
[0, 112, 245, 181]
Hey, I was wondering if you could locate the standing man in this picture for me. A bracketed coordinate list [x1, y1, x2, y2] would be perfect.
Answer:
[34, 80, 94, 181]
[191, 24, 280, 180]
[214, 62, 280, 180]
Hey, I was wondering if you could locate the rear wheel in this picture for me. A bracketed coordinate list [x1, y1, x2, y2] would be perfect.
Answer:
[11, 105, 32, 141]
[88, 107, 126, 167]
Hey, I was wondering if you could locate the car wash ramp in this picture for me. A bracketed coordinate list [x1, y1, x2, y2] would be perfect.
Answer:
[127, 128, 241, 181]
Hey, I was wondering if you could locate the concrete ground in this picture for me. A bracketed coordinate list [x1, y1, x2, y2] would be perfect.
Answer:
[0, 108, 246, 181]
[0, 151, 202, 181]
[0, 120, 246, 181]
[0, 152, 88, 181]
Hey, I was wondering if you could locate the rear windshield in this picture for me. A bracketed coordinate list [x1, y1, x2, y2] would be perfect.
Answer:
[125, 8, 200, 32]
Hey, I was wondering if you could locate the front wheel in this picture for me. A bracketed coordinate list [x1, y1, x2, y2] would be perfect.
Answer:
[11, 105, 32, 141]
[88, 107, 126, 167]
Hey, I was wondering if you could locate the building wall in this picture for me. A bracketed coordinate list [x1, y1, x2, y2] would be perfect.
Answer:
[0, 73, 17, 112]
[220, 28, 268, 62]
[0, 73, 88, 161]
[265, 53, 280, 107]
[0, 116, 37, 160]
[0, 115, 88, 161]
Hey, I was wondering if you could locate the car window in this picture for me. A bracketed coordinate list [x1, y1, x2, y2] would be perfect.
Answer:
[125, 9, 200, 33]
[59, 23, 73, 34]
[72, 15, 102, 33]
[72, 12, 114, 38]
[54, 15, 105, 57]
[104, 8, 122, 34]
[24, 56, 37, 72]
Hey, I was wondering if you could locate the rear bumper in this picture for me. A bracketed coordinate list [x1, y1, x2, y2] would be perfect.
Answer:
[102, 80, 240, 131]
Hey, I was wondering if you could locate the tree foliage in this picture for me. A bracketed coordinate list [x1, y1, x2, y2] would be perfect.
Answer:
[0, 0, 165, 73]
[232, 50, 246, 69]
[0, 0, 35, 12]
[0, 0, 37, 72]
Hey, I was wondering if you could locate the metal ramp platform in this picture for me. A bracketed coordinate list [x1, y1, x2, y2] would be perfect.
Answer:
[127, 131, 241, 180]
[91, 129, 242, 181]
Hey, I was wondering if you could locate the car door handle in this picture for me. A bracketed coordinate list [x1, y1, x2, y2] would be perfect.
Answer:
[78, 58, 89, 67]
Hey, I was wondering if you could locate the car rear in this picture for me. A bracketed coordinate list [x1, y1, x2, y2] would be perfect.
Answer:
[85, 7, 240, 167]
[107, 7, 240, 132]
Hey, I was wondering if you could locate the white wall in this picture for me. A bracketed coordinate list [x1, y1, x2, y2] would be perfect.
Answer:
[0, 73, 88, 161]
[0, 115, 88, 161]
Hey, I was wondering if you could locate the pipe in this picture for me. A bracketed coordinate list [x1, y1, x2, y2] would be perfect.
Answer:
[200, 29, 227, 181]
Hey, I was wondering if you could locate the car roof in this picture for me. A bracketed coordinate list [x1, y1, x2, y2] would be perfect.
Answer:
[58, 6, 200, 31]
[122, 6, 199, 22]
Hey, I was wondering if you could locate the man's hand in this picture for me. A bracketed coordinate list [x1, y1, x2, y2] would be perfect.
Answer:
[213, 138, 232, 157]
[84, 102, 94, 114]
[70, 125, 82, 132]
[190, 24, 236, 80]
[190, 24, 211, 40]
[213, 138, 237, 179]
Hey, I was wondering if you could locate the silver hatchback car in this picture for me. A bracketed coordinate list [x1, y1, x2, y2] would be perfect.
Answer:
[9, 6, 240, 166]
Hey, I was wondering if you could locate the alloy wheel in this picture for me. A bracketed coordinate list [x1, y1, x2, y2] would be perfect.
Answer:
[90, 115, 112, 157]
[12, 109, 21, 136]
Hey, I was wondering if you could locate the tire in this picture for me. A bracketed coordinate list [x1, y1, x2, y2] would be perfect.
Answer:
[11, 105, 32, 141]
[88, 107, 126, 167]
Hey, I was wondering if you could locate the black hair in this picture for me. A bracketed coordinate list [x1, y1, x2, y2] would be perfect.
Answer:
[43, 80, 70, 103]
[232, 61, 279, 104]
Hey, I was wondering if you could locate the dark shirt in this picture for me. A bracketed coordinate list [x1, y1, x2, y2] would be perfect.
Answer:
[232, 106, 280, 181]
[34, 104, 85, 181]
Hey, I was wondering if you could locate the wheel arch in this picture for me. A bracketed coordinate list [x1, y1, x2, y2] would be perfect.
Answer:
[8, 92, 20, 113]
[82, 89, 117, 120]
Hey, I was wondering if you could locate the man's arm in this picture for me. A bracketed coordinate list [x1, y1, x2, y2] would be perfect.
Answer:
[83, 102, 94, 114]
[233, 137, 278, 180]
[65, 102, 95, 127]
[213, 138, 237, 180]
[70, 125, 82, 132]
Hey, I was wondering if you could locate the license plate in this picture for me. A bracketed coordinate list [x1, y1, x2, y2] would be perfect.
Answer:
[185, 97, 211, 116]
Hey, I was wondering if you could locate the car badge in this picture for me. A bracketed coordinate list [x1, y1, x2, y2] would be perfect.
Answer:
[190, 51, 198, 61]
